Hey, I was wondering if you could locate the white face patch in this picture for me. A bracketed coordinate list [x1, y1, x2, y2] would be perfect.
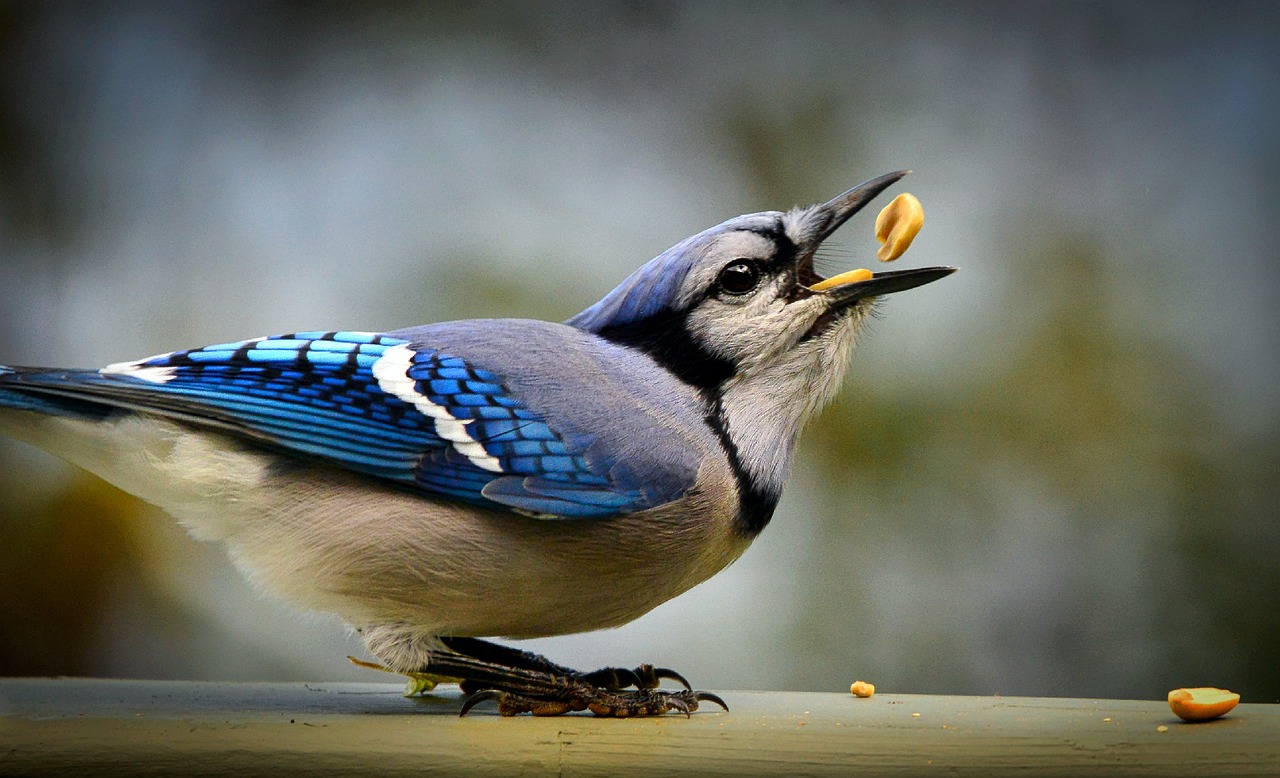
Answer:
[685, 270, 826, 372]
[715, 304, 866, 497]
[371, 344, 504, 473]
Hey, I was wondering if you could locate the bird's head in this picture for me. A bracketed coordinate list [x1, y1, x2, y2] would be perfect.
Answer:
[567, 171, 954, 533]
[568, 170, 953, 398]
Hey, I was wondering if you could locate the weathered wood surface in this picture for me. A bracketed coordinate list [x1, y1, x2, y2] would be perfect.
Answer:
[1, 678, 1276, 776]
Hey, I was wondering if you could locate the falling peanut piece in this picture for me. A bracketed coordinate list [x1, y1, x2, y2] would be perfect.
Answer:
[1167, 687, 1240, 722]
[874, 193, 924, 262]
[849, 680, 876, 697]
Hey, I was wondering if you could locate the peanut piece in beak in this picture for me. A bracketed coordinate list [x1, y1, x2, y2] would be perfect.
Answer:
[809, 267, 873, 292]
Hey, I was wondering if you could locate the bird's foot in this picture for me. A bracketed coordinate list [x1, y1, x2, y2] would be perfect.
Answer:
[460, 687, 728, 718]
[439, 638, 685, 691]
[407, 638, 726, 717]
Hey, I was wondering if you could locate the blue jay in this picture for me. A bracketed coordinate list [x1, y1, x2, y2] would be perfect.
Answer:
[0, 171, 952, 716]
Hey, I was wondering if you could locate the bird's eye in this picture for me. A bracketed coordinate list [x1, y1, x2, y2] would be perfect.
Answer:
[717, 260, 761, 296]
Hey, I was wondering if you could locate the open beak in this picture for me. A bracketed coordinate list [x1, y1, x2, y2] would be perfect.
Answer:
[799, 170, 956, 303]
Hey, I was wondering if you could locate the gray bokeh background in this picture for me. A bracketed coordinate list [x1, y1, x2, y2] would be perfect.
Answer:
[1, 2, 1277, 701]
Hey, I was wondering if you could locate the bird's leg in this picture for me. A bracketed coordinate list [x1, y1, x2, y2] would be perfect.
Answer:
[440, 637, 691, 692]
[418, 645, 726, 718]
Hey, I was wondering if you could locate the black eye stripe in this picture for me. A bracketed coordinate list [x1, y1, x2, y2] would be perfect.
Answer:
[742, 227, 798, 272]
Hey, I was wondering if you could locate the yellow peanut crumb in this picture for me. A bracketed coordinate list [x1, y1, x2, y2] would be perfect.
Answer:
[849, 680, 876, 697]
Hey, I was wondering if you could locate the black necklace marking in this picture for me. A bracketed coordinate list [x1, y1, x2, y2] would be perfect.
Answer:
[596, 309, 736, 395]
[598, 316, 779, 537]
[706, 396, 781, 538]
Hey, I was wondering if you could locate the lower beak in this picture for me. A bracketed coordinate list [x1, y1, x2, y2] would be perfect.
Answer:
[824, 266, 957, 305]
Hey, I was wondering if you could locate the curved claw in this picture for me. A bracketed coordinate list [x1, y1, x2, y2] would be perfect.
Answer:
[694, 691, 729, 712]
[666, 696, 692, 718]
[459, 689, 503, 717]
[652, 667, 692, 691]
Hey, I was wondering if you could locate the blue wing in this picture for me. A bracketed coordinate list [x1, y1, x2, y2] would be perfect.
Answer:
[0, 330, 672, 518]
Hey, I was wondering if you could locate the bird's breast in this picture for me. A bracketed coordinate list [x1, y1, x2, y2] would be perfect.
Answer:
[226, 460, 752, 643]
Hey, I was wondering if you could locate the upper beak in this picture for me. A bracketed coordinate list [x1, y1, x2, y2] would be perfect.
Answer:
[807, 170, 913, 245]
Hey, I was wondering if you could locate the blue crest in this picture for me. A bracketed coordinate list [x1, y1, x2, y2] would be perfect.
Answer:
[565, 234, 702, 333]
[566, 212, 781, 333]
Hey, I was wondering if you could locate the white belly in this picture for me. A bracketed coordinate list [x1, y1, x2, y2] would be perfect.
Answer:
[1, 409, 751, 673]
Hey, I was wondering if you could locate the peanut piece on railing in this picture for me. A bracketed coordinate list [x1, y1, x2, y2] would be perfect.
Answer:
[850, 680, 876, 698]
[874, 193, 924, 262]
[1167, 687, 1240, 722]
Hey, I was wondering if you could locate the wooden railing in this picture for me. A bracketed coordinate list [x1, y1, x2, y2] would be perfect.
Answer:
[1, 678, 1276, 775]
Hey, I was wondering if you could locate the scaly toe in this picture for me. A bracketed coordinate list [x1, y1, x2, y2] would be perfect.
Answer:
[580, 663, 694, 691]
[586, 689, 725, 718]
[460, 690, 587, 717]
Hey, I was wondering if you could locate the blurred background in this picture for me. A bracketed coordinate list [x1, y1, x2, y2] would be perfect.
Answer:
[0, 2, 1276, 703]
